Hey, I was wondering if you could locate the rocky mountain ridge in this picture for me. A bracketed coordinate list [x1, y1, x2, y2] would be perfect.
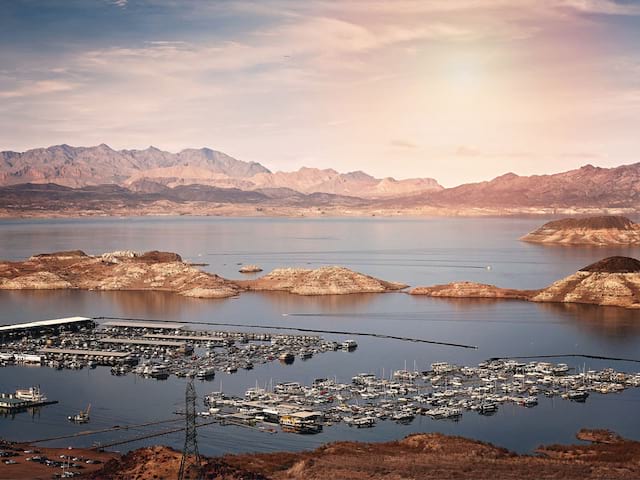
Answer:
[0, 144, 442, 199]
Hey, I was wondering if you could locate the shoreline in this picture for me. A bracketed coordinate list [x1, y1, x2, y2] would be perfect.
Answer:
[1, 205, 639, 220]
[2, 429, 636, 480]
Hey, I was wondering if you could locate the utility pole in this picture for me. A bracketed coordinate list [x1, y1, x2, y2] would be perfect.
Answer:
[178, 379, 203, 480]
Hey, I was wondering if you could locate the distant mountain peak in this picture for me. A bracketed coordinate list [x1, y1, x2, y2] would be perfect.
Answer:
[0, 143, 442, 198]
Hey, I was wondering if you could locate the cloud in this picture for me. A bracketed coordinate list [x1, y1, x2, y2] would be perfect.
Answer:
[456, 146, 482, 156]
[559, 152, 603, 159]
[0, 80, 76, 98]
[110, 0, 127, 7]
[560, 0, 640, 15]
[391, 139, 419, 149]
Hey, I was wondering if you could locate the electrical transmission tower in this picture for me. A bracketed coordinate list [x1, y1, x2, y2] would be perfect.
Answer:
[178, 379, 203, 480]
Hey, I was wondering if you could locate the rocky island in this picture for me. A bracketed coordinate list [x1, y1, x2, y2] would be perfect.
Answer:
[410, 281, 534, 300]
[81, 430, 640, 480]
[0, 251, 405, 298]
[0, 250, 241, 298]
[521, 215, 640, 246]
[239, 264, 263, 273]
[410, 256, 640, 309]
[236, 266, 408, 295]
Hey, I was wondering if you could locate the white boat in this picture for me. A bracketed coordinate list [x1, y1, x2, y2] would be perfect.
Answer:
[196, 368, 215, 379]
[15, 386, 47, 403]
[341, 340, 358, 351]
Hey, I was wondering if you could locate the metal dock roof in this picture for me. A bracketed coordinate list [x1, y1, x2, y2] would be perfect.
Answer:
[0, 316, 93, 333]
[39, 348, 131, 358]
[143, 333, 226, 342]
[98, 337, 187, 347]
[101, 320, 185, 330]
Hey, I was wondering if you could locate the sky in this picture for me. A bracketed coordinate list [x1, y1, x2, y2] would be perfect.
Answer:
[1, 0, 640, 186]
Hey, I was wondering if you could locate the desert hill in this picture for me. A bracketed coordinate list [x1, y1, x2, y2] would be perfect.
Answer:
[387, 163, 640, 209]
[411, 256, 640, 309]
[237, 266, 407, 295]
[0, 251, 404, 298]
[521, 215, 640, 245]
[88, 430, 640, 480]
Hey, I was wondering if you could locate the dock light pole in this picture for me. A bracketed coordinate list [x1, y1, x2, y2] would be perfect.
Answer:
[178, 379, 203, 480]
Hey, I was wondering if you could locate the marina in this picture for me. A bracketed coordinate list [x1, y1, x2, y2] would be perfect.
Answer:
[197, 359, 640, 434]
[0, 317, 357, 378]
[2, 218, 640, 458]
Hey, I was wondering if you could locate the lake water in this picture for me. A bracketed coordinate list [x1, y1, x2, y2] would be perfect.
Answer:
[1, 216, 640, 455]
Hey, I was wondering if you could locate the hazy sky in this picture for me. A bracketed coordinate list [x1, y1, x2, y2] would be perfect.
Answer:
[1, 0, 639, 186]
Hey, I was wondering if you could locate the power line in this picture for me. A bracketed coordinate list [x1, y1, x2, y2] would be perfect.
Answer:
[178, 379, 203, 480]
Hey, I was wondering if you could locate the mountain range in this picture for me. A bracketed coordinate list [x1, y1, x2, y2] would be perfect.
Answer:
[1, 144, 640, 215]
[0, 144, 442, 199]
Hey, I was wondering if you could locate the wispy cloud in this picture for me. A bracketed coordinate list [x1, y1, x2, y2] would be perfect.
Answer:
[560, 0, 640, 15]
[1, 0, 639, 184]
[0, 80, 76, 98]
[391, 139, 419, 149]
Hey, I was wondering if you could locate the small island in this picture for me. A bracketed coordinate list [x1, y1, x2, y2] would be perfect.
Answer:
[0, 251, 406, 298]
[236, 266, 408, 295]
[521, 215, 640, 246]
[238, 264, 263, 273]
[410, 256, 640, 309]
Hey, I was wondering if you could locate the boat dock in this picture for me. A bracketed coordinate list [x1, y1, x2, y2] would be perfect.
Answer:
[101, 320, 186, 330]
[1, 316, 355, 377]
[39, 348, 132, 358]
[98, 337, 189, 348]
[0, 316, 94, 341]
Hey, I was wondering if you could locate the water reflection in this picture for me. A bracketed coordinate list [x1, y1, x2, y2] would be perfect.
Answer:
[252, 291, 383, 313]
[538, 302, 640, 340]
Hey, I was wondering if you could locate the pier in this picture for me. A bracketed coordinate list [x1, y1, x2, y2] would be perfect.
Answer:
[0, 316, 94, 341]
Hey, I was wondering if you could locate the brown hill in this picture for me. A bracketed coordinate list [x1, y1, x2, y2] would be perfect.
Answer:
[580, 256, 640, 273]
[411, 256, 640, 309]
[410, 281, 536, 300]
[521, 216, 640, 245]
[89, 430, 640, 480]
[0, 250, 240, 298]
[237, 266, 408, 295]
[386, 163, 640, 209]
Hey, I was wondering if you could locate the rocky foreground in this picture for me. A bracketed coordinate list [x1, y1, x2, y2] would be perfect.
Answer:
[0, 251, 405, 297]
[86, 430, 640, 480]
[410, 256, 640, 309]
[521, 215, 640, 246]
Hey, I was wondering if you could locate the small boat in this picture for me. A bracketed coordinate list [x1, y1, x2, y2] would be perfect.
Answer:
[478, 402, 498, 414]
[566, 390, 589, 402]
[196, 368, 216, 379]
[68, 404, 91, 423]
[341, 340, 358, 351]
[278, 352, 295, 364]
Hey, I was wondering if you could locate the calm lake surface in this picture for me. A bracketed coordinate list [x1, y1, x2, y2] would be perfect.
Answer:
[1, 216, 640, 455]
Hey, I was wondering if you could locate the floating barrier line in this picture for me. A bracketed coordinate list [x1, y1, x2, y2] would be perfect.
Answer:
[93, 420, 217, 449]
[491, 354, 640, 364]
[94, 316, 478, 350]
[28, 418, 184, 444]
